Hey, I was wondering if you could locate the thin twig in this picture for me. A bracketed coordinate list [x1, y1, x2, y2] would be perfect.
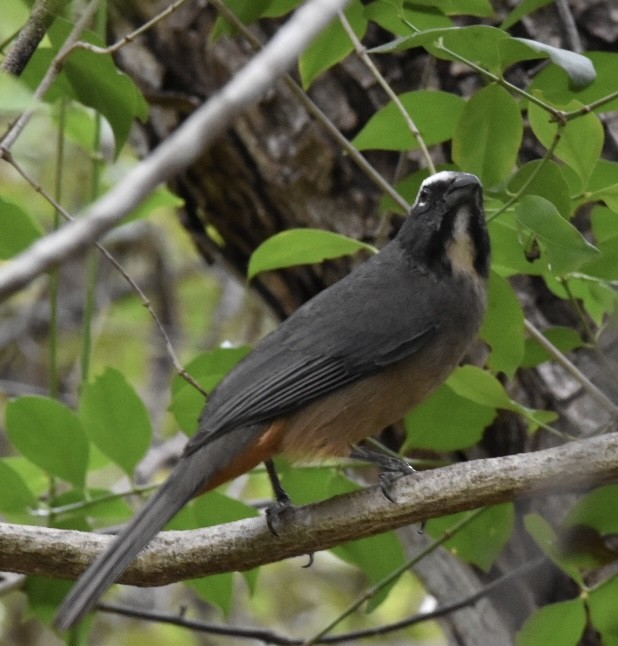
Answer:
[1, 0, 69, 75]
[562, 90, 618, 119]
[486, 124, 564, 224]
[0, 0, 103, 150]
[524, 319, 618, 419]
[0, 0, 353, 300]
[337, 10, 435, 175]
[319, 556, 547, 642]
[6, 153, 208, 397]
[432, 41, 565, 123]
[98, 602, 302, 645]
[69, 0, 189, 56]
[303, 508, 485, 644]
[554, 0, 582, 53]
[209, 0, 410, 214]
[97, 556, 546, 643]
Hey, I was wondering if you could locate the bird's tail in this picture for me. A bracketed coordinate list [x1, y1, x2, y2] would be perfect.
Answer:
[53, 467, 198, 631]
[54, 422, 269, 631]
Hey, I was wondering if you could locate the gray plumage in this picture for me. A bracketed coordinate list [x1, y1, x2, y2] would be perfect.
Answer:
[55, 171, 489, 630]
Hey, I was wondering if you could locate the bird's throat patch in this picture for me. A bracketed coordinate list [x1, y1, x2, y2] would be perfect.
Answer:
[446, 208, 477, 280]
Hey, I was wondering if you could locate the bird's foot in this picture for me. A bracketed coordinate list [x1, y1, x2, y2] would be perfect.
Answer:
[265, 493, 295, 536]
[349, 446, 415, 502]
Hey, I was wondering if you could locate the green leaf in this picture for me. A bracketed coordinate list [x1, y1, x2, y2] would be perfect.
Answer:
[508, 160, 573, 219]
[25, 576, 75, 628]
[514, 195, 600, 275]
[369, 26, 507, 73]
[453, 84, 522, 188]
[370, 25, 575, 80]
[426, 504, 514, 571]
[488, 210, 546, 277]
[446, 367, 512, 408]
[591, 205, 618, 243]
[364, 1, 452, 37]
[408, 0, 493, 17]
[545, 273, 617, 326]
[0, 1, 30, 42]
[63, 49, 148, 153]
[334, 532, 406, 611]
[278, 464, 355, 506]
[500, 0, 552, 30]
[589, 576, 618, 643]
[523, 513, 583, 584]
[0, 459, 37, 514]
[447, 365, 557, 431]
[587, 162, 618, 212]
[352, 90, 465, 151]
[299, 0, 367, 89]
[428, 25, 506, 70]
[579, 237, 618, 281]
[482, 272, 525, 376]
[325, 472, 405, 611]
[212, 0, 275, 37]
[565, 485, 618, 535]
[172, 492, 258, 614]
[514, 38, 595, 89]
[46, 20, 148, 153]
[263, 0, 304, 18]
[528, 101, 604, 188]
[79, 368, 152, 476]
[530, 52, 618, 112]
[403, 383, 496, 452]
[55, 102, 99, 153]
[0, 70, 39, 113]
[6, 396, 89, 488]
[247, 229, 376, 280]
[2, 456, 48, 499]
[0, 197, 45, 258]
[522, 326, 583, 368]
[516, 598, 586, 646]
[21, 46, 75, 104]
[170, 348, 251, 435]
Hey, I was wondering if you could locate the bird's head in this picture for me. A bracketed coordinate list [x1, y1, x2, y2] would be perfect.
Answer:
[397, 171, 490, 281]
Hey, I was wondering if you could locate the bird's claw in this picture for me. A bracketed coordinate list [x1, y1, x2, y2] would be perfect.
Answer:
[378, 461, 415, 502]
[349, 446, 415, 503]
[265, 494, 295, 537]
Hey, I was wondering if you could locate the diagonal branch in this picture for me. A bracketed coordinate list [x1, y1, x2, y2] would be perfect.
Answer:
[1, 432, 617, 584]
[0, 0, 351, 301]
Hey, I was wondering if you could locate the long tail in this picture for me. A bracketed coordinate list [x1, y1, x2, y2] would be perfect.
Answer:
[54, 424, 269, 631]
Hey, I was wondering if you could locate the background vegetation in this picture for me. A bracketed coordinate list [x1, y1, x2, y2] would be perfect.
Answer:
[0, 0, 617, 644]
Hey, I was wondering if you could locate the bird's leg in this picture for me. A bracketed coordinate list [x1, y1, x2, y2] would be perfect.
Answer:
[264, 459, 295, 536]
[349, 446, 415, 503]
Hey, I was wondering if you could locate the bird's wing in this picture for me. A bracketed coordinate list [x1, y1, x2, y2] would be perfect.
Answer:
[185, 245, 440, 455]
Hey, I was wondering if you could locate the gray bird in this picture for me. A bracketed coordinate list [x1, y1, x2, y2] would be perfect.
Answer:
[55, 170, 490, 630]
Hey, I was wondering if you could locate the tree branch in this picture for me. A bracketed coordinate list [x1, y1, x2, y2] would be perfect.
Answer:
[1, 0, 69, 76]
[1, 433, 617, 584]
[0, 0, 351, 301]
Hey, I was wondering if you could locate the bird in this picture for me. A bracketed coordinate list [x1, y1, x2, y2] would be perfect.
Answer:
[54, 170, 490, 630]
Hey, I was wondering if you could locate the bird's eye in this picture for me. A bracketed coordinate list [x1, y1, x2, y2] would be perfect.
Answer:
[419, 187, 431, 202]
